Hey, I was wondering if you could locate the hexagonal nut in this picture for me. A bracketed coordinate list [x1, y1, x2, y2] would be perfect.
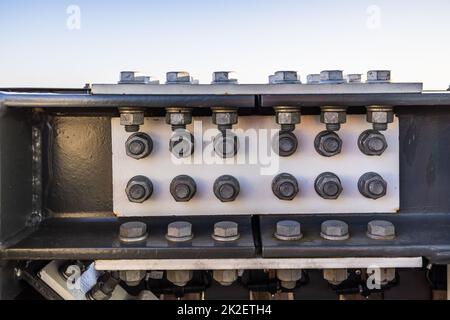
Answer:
[367, 220, 395, 240]
[167, 221, 193, 241]
[358, 172, 387, 200]
[314, 172, 343, 200]
[276, 111, 301, 125]
[214, 221, 239, 240]
[212, 71, 238, 84]
[323, 269, 348, 285]
[321, 110, 347, 125]
[120, 111, 145, 127]
[276, 269, 303, 288]
[366, 108, 394, 131]
[320, 220, 349, 240]
[169, 130, 195, 158]
[119, 221, 147, 241]
[125, 176, 153, 203]
[165, 111, 193, 126]
[213, 270, 238, 286]
[320, 70, 344, 83]
[119, 270, 146, 287]
[212, 111, 239, 127]
[166, 270, 194, 287]
[170, 175, 197, 202]
[307, 74, 321, 84]
[269, 71, 300, 84]
[125, 133, 153, 159]
[314, 131, 343, 157]
[272, 173, 299, 201]
[358, 129, 388, 156]
[166, 71, 192, 84]
[367, 70, 391, 83]
[346, 74, 362, 83]
[275, 220, 302, 240]
[273, 131, 298, 157]
[213, 175, 240, 202]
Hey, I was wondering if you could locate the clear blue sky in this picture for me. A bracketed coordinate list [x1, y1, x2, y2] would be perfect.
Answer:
[0, 0, 449, 89]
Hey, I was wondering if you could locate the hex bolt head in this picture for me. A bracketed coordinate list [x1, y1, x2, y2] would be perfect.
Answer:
[275, 220, 303, 241]
[214, 175, 240, 202]
[320, 108, 347, 131]
[119, 221, 148, 243]
[212, 71, 238, 84]
[165, 108, 193, 128]
[358, 129, 388, 156]
[314, 131, 343, 157]
[212, 109, 239, 129]
[213, 270, 238, 286]
[358, 172, 388, 200]
[119, 109, 145, 133]
[166, 71, 193, 84]
[320, 220, 350, 241]
[272, 173, 299, 201]
[366, 106, 394, 131]
[125, 176, 153, 203]
[367, 70, 391, 83]
[320, 70, 344, 84]
[315, 172, 343, 200]
[276, 269, 303, 290]
[166, 221, 193, 242]
[307, 74, 321, 84]
[213, 131, 239, 158]
[323, 269, 348, 285]
[346, 74, 362, 83]
[367, 220, 396, 240]
[213, 221, 240, 242]
[269, 71, 301, 84]
[169, 129, 195, 158]
[273, 131, 298, 157]
[166, 270, 194, 287]
[125, 133, 153, 159]
[119, 270, 146, 287]
[170, 175, 197, 202]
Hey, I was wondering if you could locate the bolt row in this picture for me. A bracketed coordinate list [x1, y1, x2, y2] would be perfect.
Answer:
[125, 172, 388, 204]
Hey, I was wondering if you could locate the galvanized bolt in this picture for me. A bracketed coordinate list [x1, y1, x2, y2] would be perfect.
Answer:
[169, 129, 195, 158]
[346, 74, 362, 83]
[119, 270, 146, 287]
[276, 269, 303, 290]
[213, 221, 240, 242]
[166, 221, 194, 242]
[314, 131, 343, 157]
[320, 70, 345, 84]
[213, 175, 240, 202]
[166, 270, 194, 287]
[269, 71, 301, 84]
[323, 269, 348, 285]
[212, 71, 238, 84]
[367, 70, 391, 83]
[119, 108, 145, 133]
[273, 131, 298, 157]
[275, 220, 303, 241]
[170, 175, 197, 202]
[213, 270, 238, 286]
[119, 221, 148, 243]
[320, 220, 350, 241]
[307, 74, 321, 84]
[125, 132, 153, 159]
[358, 172, 387, 200]
[166, 71, 193, 84]
[320, 107, 347, 131]
[367, 220, 396, 240]
[315, 172, 343, 200]
[366, 106, 394, 131]
[125, 176, 153, 203]
[272, 173, 299, 201]
[358, 129, 388, 156]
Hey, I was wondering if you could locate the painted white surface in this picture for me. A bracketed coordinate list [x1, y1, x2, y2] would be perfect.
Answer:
[112, 115, 399, 216]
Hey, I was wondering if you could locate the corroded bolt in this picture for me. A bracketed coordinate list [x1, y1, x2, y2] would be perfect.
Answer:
[125, 133, 153, 159]
[367, 70, 391, 83]
[275, 220, 303, 241]
[358, 172, 388, 200]
[213, 221, 240, 242]
[272, 173, 299, 201]
[166, 221, 193, 242]
[212, 71, 238, 84]
[213, 175, 240, 202]
[314, 131, 343, 157]
[367, 220, 396, 240]
[119, 221, 148, 243]
[358, 129, 388, 156]
[125, 176, 153, 203]
[269, 71, 301, 84]
[314, 172, 343, 200]
[320, 220, 350, 241]
[320, 70, 344, 84]
[170, 175, 197, 202]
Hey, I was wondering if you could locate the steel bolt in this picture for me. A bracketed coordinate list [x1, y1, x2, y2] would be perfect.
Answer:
[166, 71, 193, 84]
[320, 107, 347, 131]
[358, 129, 388, 156]
[366, 106, 394, 131]
[274, 106, 301, 132]
[213, 270, 238, 286]
[273, 131, 298, 157]
[307, 74, 321, 84]
[275, 220, 303, 241]
[320, 220, 350, 241]
[125, 132, 153, 159]
[367, 70, 391, 83]
[323, 269, 348, 285]
[346, 74, 362, 83]
[314, 131, 343, 157]
[212, 108, 239, 131]
[169, 129, 195, 158]
[269, 71, 301, 84]
[119, 270, 146, 287]
[166, 270, 194, 287]
[358, 172, 387, 200]
[213, 131, 239, 158]
[276, 269, 303, 290]
[166, 221, 193, 242]
[119, 71, 154, 84]
[315, 172, 343, 200]
[125, 176, 153, 203]
[320, 70, 344, 84]
[119, 108, 145, 133]
[272, 173, 299, 201]
[214, 175, 240, 202]
[119, 221, 148, 243]
[212, 71, 238, 84]
[213, 221, 240, 242]
[170, 175, 197, 202]
[165, 107, 193, 130]
[367, 220, 396, 240]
